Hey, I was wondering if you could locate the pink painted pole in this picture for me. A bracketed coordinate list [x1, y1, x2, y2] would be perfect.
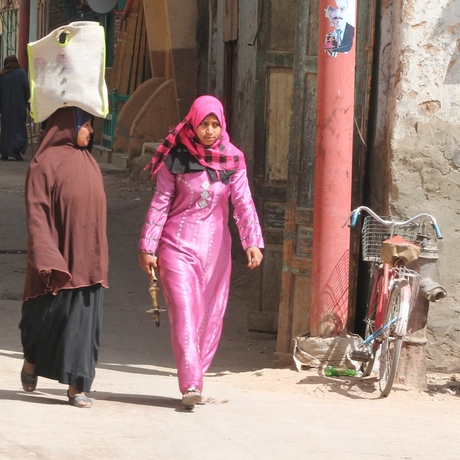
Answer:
[310, 0, 357, 336]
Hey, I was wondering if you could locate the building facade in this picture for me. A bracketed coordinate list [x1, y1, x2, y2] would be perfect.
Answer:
[2, 0, 458, 372]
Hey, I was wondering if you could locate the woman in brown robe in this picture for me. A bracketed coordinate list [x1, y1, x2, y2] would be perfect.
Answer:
[19, 107, 108, 408]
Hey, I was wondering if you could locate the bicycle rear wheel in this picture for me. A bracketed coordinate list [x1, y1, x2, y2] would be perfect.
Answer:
[379, 280, 411, 397]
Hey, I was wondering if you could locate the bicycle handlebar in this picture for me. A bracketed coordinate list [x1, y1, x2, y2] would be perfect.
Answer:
[347, 205, 443, 239]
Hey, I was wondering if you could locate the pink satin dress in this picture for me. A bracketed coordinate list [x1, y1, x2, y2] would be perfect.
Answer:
[139, 161, 264, 393]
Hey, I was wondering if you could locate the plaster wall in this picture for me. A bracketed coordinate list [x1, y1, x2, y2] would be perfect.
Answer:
[380, 0, 460, 371]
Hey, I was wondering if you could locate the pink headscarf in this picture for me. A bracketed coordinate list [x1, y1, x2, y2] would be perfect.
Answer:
[146, 95, 246, 178]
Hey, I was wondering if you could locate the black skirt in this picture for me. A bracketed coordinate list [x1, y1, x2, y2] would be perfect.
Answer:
[19, 284, 104, 392]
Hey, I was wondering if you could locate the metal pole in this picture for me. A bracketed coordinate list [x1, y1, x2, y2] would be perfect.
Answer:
[310, 0, 357, 336]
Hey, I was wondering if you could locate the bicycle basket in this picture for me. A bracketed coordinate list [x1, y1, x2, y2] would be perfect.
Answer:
[362, 217, 390, 262]
[361, 216, 419, 262]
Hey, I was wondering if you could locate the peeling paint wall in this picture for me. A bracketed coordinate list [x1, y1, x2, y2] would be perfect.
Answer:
[379, 1, 460, 371]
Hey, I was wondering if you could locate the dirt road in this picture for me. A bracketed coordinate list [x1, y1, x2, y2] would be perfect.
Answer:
[0, 155, 458, 459]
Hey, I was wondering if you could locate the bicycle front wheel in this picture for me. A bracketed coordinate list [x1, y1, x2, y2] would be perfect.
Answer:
[379, 280, 411, 397]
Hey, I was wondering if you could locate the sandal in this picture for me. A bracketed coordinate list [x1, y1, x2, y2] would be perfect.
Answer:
[21, 368, 37, 392]
[182, 388, 202, 409]
[67, 390, 92, 408]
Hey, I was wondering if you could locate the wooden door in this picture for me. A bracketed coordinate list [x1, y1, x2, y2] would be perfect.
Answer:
[274, 0, 377, 365]
[249, 0, 376, 365]
[248, 0, 298, 333]
[272, 0, 319, 365]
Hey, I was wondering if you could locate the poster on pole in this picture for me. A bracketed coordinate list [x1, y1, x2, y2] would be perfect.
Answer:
[323, 0, 357, 57]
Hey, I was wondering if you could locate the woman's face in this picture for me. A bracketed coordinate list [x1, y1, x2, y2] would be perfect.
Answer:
[195, 114, 222, 146]
[76, 120, 94, 147]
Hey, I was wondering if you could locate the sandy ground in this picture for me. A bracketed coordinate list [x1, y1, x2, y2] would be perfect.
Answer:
[1, 154, 459, 459]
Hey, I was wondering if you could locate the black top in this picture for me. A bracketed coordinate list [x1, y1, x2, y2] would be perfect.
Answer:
[165, 144, 236, 185]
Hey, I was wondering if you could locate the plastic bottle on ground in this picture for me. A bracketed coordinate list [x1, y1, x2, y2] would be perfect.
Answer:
[324, 366, 358, 377]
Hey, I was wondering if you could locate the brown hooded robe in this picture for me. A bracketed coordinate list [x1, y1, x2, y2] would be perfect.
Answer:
[23, 107, 108, 300]
[19, 107, 108, 391]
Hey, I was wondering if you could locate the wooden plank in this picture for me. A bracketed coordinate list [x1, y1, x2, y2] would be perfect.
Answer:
[111, 0, 142, 95]
[291, 275, 311, 338]
[275, 0, 314, 356]
[266, 68, 293, 182]
[123, 2, 142, 94]
[143, 0, 179, 121]
[268, 0, 296, 51]
[129, 2, 144, 94]
[143, 0, 173, 79]
[110, 9, 129, 93]
[135, 15, 147, 90]
[223, 0, 238, 42]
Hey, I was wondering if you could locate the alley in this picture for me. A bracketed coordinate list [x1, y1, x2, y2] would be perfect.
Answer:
[0, 155, 458, 460]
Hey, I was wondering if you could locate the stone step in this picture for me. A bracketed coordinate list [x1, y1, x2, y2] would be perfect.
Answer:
[91, 142, 160, 175]
[142, 141, 162, 156]
[92, 144, 112, 164]
[111, 152, 129, 169]
[91, 144, 125, 174]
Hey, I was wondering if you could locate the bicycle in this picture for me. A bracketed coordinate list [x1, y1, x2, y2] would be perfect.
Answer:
[346, 206, 443, 397]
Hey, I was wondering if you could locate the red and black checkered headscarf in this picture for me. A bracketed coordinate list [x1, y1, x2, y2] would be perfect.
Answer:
[146, 95, 246, 178]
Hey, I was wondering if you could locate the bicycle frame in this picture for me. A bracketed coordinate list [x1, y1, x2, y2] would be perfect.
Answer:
[347, 206, 441, 396]
[355, 261, 405, 362]
[363, 262, 408, 348]
[363, 317, 397, 346]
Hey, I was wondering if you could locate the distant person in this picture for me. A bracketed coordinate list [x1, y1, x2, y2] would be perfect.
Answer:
[19, 107, 108, 408]
[138, 95, 264, 409]
[0, 55, 30, 161]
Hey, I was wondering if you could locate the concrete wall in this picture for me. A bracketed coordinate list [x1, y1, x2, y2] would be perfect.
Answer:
[376, 1, 460, 371]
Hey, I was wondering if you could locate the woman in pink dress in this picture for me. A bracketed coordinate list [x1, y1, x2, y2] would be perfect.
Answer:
[138, 95, 264, 409]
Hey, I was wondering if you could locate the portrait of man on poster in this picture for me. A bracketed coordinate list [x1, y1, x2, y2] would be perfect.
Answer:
[323, 0, 355, 56]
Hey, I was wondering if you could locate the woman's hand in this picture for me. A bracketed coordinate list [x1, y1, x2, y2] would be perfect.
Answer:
[246, 246, 263, 270]
[139, 253, 158, 279]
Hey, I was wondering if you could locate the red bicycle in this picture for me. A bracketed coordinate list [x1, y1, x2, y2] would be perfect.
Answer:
[347, 206, 443, 396]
